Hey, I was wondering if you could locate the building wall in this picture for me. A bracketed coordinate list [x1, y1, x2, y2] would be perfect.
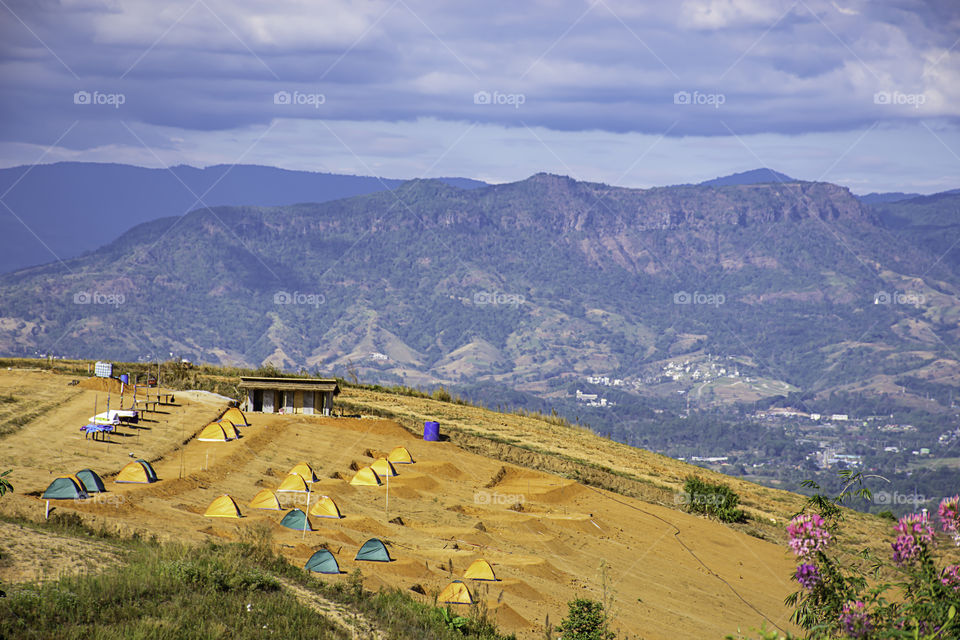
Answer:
[303, 391, 314, 415]
[244, 387, 335, 414]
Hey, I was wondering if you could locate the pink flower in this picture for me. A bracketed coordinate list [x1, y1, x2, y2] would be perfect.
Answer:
[938, 496, 960, 536]
[941, 565, 960, 591]
[787, 513, 831, 558]
[891, 512, 935, 566]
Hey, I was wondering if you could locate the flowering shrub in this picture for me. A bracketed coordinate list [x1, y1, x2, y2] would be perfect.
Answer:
[838, 601, 871, 638]
[729, 472, 960, 639]
[787, 513, 832, 558]
[939, 496, 960, 545]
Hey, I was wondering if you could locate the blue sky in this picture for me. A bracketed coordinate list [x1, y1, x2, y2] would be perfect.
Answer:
[0, 0, 958, 193]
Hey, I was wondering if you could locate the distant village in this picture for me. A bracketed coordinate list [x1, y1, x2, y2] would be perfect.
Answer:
[576, 356, 959, 478]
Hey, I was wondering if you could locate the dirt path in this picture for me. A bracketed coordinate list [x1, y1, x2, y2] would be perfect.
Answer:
[277, 577, 385, 640]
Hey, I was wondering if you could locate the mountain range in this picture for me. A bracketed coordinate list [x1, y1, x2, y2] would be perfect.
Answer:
[2, 170, 959, 418]
[0, 162, 485, 274]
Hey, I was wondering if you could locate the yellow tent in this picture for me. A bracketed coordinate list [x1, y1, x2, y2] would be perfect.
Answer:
[349, 466, 382, 486]
[115, 459, 157, 484]
[309, 495, 342, 519]
[288, 462, 318, 483]
[197, 422, 231, 442]
[387, 446, 414, 464]
[249, 489, 282, 510]
[277, 473, 309, 493]
[438, 580, 473, 605]
[204, 494, 242, 518]
[464, 559, 497, 581]
[371, 458, 398, 478]
[221, 406, 249, 426]
[219, 420, 240, 440]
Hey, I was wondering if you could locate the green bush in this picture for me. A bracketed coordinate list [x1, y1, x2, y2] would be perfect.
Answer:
[558, 599, 615, 640]
[682, 476, 747, 523]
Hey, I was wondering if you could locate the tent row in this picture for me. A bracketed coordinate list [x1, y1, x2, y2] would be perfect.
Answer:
[197, 408, 250, 442]
[303, 538, 393, 574]
[42, 459, 160, 499]
[42, 469, 106, 499]
[434, 561, 498, 605]
[349, 447, 415, 487]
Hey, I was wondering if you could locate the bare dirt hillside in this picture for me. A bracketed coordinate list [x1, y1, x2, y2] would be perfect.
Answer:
[0, 369, 820, 638]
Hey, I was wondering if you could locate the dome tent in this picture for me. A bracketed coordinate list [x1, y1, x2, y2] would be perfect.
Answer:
[249, 489, 282, 510]
[220, 406, 249, 426]
[355, 538, 392, 562]
[464, 559, 497, 581]
[204, 494, 242, 518]
[349, 466, 381, 487]
[438, 580, 473, 605]
[75, 469, 106, 493]
[42, 476, 88, 500]
[387, 446, 414, 464]
[309, 495, 342, 519]
[280, 509, 312, 531]
[277, 474, 309, 493]
[288, 462, 318, 483]
[304, 549, 340, 574]
[370, 458, 398, 478]
[197, 423, 231, 442]
[115, 459, 157, 483]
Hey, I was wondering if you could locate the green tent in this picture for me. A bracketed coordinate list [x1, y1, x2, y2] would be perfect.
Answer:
[304, 549, 340, 574]
[42, 476, 88, 500]
[280, 509, 312, 531]
[75, 469, 106, 493]
[355, 538, 392, 562]
[136, 459, 158, 482]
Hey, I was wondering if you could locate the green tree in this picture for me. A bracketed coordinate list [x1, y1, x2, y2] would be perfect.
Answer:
[0, 469, 11, 497]
[558, 599, 615, 640]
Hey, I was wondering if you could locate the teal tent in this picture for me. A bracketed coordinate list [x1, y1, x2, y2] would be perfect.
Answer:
[42, 476, 88, 500]
[355, 538, 392, 562]
[75, 469, 106, 493]
[280, 509, 312, 531]
[304, 549, 340, 574]
[136, 459, 158, 482]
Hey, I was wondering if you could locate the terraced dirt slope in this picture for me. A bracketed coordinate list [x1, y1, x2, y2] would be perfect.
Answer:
[0, 369, 812, 638]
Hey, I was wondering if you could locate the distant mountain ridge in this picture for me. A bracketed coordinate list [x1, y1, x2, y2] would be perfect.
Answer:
[0, 162, 486, 274]
[698, 168, 795, 186]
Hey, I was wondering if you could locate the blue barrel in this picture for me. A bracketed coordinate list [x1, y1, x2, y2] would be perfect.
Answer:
[424, 421, 440, 441]
[119, 374, 129, 384]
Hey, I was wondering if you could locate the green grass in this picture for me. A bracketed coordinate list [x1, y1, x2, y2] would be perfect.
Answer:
[0, 518, 514, 640]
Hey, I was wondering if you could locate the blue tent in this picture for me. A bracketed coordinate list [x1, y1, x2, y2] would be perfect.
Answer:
[75, 469, 106, 493]
[355, 538, 392, 562]
[42, 476, 88, 500]
[304, 549, 340, 574]
[280, 509, 312, 531]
